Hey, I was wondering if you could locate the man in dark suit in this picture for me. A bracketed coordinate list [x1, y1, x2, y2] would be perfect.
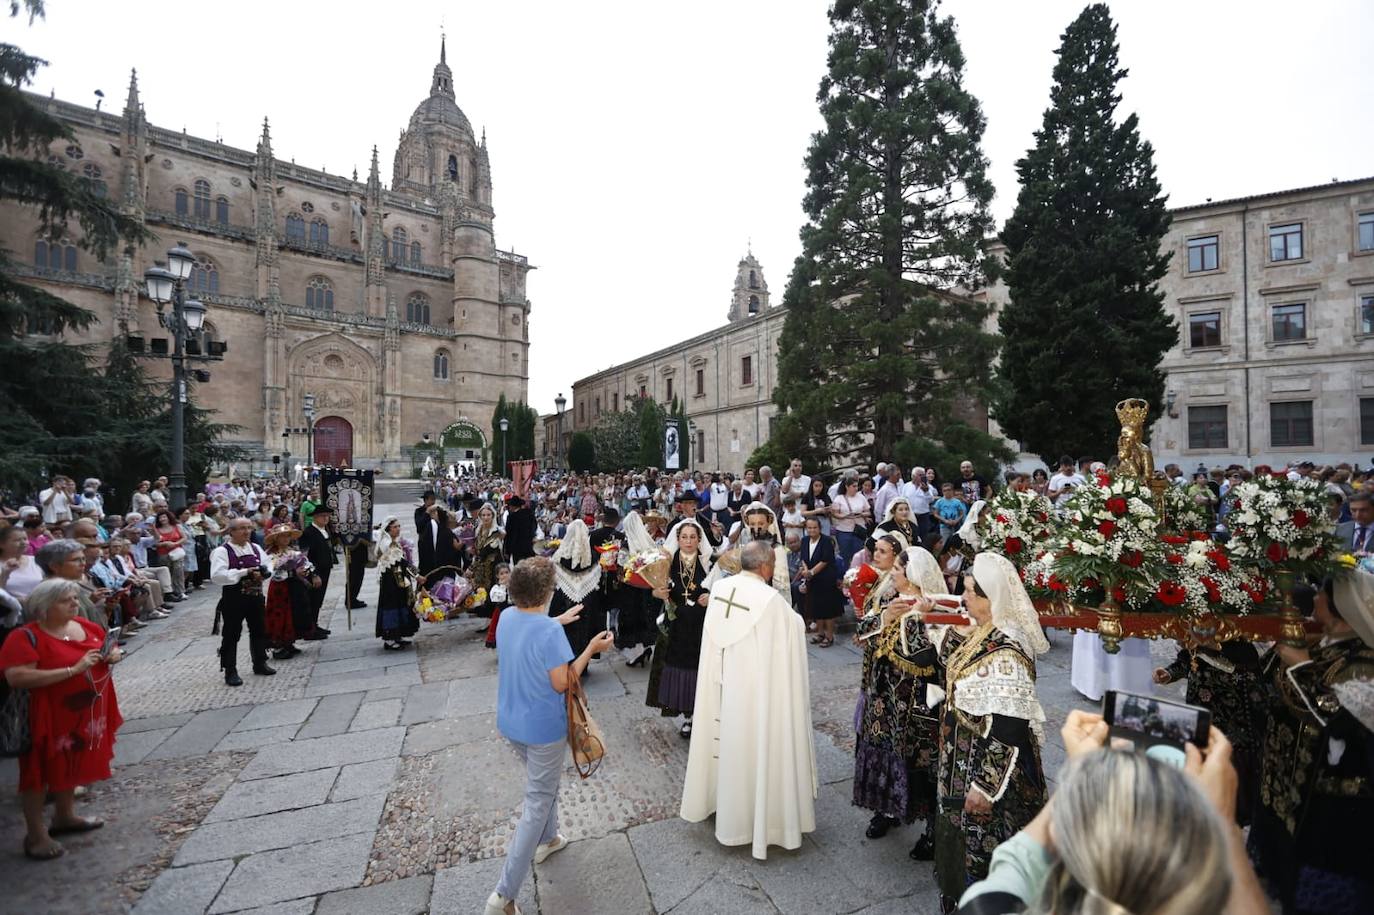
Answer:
[416, 500, 444, 578]
[504, 495, 536, 562]
[298, 504, 335, 639]
[414, 490, 436, 540]
[1342, 492, 1374, 554]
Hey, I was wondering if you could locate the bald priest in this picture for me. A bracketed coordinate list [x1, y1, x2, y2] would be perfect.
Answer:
[680, 541, 818, 859]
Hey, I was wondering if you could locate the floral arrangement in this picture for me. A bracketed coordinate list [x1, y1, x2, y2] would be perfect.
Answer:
[977, 489, 1056, 568]
[843, 563, 879, 611]
[463, 587, 488, 610]
[1046, 475, 1165, 608]
[622, 548, 670, 590]
[415, 593, 447, 623]
[1161, 483, 1216, 535]
[1142, 534, 1266, 616]
[1220, 475, 1336, 578]
[595, 542, 620, 572]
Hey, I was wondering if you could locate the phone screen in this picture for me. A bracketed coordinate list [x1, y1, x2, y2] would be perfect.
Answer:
[1102, 689, 1210, 767]
[100, 626, 121, 658]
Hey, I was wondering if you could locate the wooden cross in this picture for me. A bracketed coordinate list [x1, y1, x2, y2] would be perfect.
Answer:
[712, 586, 751, 619]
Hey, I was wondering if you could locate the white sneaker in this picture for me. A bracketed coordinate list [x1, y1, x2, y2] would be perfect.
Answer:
[150, 610, 171, 619]
[483, 892, 520, 915]
[534, 833, 567, 864]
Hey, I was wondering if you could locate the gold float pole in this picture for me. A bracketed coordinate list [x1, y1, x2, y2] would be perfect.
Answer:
[1097, 591, 1124, 654]
[1274, 568, 1305, 649]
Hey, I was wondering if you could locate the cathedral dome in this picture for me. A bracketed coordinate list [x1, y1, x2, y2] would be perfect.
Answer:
[411, 35, 473, 138]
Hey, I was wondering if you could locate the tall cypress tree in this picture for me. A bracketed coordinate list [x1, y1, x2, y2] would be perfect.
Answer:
[994, 4, 1175, 463]
[772, 0, 1005, 469]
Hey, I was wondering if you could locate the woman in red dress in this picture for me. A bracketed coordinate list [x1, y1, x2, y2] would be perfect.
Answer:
[262, 526, 317, 660]
[0, 578, 123, 860]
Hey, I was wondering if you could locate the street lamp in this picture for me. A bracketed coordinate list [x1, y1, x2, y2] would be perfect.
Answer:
[144, 241, 208, 513]
[554, 392, 566, 471]
[499, 416, 509, 478]
[302, 393, 317, 470]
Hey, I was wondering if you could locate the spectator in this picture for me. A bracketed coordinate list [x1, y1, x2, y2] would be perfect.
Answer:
[873, 463, 904, 525]
[933, 483, 967, 541]
[904, 468, 938, 541]
[830, 476, 870, 569]
[801, 477, 833, 537]
[151, 509, 188, 600]
[39, 476, 74, 526]
[779, 494, 806, 543]
[1048, 455, 1085, 504]
[121, 513, 177, 601]
[781, 459, 811, 500]
[0, 579, 124, 861]
[957, 460, 991, 505]
[757, 465, 782, 516]
[130, 480, 153, 517]
[1029, 467, 1049, 498]
[34, 539, 105, 627]
[3, 523, 42, 602]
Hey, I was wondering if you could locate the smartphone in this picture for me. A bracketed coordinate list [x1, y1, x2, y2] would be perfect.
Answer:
[100, 626, 121, 658]
[1102, 689, 1210, 767]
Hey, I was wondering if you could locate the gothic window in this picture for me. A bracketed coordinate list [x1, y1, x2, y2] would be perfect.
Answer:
[301, 201, 315, 213]
[81, 163, 107, 198]
[447, 154, 458, 182]
[34, 238, 77, 272]
[46, 154, 65, 172]
[305, 276, 334, 311]
[175, 187, 188, 216]
[749, 270, 758, 289]
[215, 197, 230, 225]
[748, 294, 759, 314]
[189, 256, 219, 295]
[310, 218, 329, 245]
[193, 179, 211, 219]
[410, 241, 421, 265]
[406, 293, 431, 325]
[469, 157, 478, 196]
[285, 213, 306, 242]
[392, 227, 408, 263]
[65, 144, 83, 160]
[433, 348, 450, 380]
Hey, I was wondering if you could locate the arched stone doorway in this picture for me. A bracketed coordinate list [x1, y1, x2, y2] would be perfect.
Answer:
[441, 420, 487, 463]
[314, 416, 354, 467]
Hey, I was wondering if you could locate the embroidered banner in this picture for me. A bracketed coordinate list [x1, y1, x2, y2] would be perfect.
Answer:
[321, 468, 374, 546]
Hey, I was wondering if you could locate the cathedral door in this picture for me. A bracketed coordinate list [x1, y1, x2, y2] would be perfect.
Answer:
[313, 416, 354, 467]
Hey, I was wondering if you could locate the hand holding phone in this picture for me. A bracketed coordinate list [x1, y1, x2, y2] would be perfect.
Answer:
[100, 627, 122, 659]
[1102, 689, 1210, 768]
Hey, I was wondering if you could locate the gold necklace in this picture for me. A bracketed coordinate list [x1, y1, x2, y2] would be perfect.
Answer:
[944, 621, 996, 698]
[677, 552, 698, 596]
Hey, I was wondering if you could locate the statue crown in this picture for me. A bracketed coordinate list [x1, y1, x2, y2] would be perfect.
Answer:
[1115, 398, 1150, 428]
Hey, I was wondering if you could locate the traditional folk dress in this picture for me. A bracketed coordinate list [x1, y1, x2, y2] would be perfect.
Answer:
[646, 530, 713, 718]
[211, 541, 273, 677]
[548, 520, 607, 659]
[931, 622, 1047, 911]
[375, 540, 420, 644]
[468, 521, 504, 594]
[852, 568, 940, 826]
[1249, 634, 1374, 914]
[264, 548, 314, 649]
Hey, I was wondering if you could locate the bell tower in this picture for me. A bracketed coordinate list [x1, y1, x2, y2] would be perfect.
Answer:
[727, 248, 770, 322]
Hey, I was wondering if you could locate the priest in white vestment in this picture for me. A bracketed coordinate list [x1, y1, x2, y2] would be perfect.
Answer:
[680, 541, 817, 860]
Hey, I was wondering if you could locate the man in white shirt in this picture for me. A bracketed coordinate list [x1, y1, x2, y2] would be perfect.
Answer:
[40, 475, 74, 525]
[782, 459, 811, 500]
[872, 462, 889, 489]
[903, 467, 938, 540]
[150, 476, 170, 507]
[1048, 455, 1087, 507]
[872, 463, 904, 525]
[210, 517, 275, 686]
[627, 476, 651, 511]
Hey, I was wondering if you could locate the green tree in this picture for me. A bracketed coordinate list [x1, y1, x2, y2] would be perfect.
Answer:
[769, 0, 1005, 471]
[591, 407, 639, 472]
[0, 0, 150, 489]
[633, 395, 665, 469]
[567, 432, 595, 473]
[993, 3, 1175, 463]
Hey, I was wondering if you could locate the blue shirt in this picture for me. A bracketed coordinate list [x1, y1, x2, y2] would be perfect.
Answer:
[495, 609, 574, 745]
[934, 497, 967, 527]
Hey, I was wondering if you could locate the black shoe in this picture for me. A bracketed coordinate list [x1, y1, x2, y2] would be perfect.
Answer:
[909, 832, 934, 860]
[252, 664, 276, 676]
[271, 648, 295, 660]
[301, 631, 327, 641]
[350, 601, 367, 608]
[317, 627, 332, 635]
[866, 813, 898, 840]
[225, 671, 243, 687]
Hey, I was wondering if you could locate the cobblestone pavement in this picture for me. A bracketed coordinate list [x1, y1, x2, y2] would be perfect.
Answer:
[0, 483, 1183, 914]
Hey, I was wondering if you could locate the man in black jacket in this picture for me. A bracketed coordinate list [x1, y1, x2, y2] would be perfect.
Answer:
[298, 504, 334, 639]
[504, 495, 536, 562]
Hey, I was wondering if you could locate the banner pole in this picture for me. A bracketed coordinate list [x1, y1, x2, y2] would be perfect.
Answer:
[345, 543, 354, 631]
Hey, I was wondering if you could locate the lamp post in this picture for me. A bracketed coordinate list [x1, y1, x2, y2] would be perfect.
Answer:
[499, 416, 509, 479]
[144, 242, 206, 514]
[555, 392, 566, 471]
[302, 393, 317, 471]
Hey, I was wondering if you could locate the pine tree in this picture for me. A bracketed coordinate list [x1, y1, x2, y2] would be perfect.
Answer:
[771, 0, 1007, 470]
[568, 432, 595, 474]
[633, 395, 665, 470]
[993, 3, 1176, 463]
[0, 0, 150, 489]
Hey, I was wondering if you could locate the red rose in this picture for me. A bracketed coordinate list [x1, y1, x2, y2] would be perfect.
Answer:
[1036, 512, 1049, 523]
[1166, 553, 1183, 565]
[1200, 576, 1222, 603]
[1047, 575, 1068, 593]
[1156, 580, 1188, 606]
[1097, 520, 1117, 537]
[1004, 536, 1024, 555]
[1096, 470, 1112, 485]
[1207, 550, 1231, 571]
[1190, 531, 1211, 542]
[1266, 542, 1288, 563]
[1119, 550, 1144, 568]
[1110, 586, 1128, 605]
[1161, 534, 1189, 546]
[1106, 497, 1128, 517]
[996, 513, 1009, 524]
[1293, 510, 1310, 529]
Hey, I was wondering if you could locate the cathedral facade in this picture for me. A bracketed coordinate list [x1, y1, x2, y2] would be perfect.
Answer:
[6, 39, 532, 471]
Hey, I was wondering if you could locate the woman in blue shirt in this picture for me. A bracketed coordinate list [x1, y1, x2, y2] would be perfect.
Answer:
[485, 557, 614, 915]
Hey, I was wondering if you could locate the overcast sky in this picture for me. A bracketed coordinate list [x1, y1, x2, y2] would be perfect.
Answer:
[16, 0, 1374, 416]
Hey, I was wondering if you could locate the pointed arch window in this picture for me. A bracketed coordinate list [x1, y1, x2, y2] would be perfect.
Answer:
[434, 348, 451, 380]
[447, 155, 458, 182]
[309, 218, 329, 246]
[81, 163, 107, 198]
[193, 179, 211, 219]
[174, 187, 189, 216]
[410, 241, 421, 265]
[189, 256, 219, 295]
[285, 213, 306, 242]
[34, 238, 77, 272]
[305, 276, 334, 312]
[215, 197, 229, 225]
[392, 227, 408, 264]
[748, 294, 759, 315]
[406, 293, 431, 326]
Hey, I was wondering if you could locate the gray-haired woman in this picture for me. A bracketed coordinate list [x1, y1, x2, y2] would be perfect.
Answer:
[34, 539, 105, 627]
[0, 578, 124, 860]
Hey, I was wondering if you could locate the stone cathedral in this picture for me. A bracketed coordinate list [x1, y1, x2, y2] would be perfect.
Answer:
[4, 38, 532, 471]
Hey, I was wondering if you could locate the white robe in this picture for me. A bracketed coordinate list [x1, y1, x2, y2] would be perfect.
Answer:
[1070, 630, 1156, 702]
[680, 572, 817, 860]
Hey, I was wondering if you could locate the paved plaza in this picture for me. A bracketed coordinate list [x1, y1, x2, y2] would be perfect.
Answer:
[0, 482, 1158, 915]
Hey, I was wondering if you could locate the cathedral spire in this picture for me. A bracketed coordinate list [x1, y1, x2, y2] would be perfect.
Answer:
[124, 68, 139, 113]
[440, 32, 447, 66]
[430, 34, 455, 101]
[257, 116, 272, 157]
[367, 145, 380, 190]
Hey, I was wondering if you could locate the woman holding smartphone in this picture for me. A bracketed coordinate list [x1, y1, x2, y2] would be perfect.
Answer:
[152, 510, 187, 601]
[0, 579, 123, 860]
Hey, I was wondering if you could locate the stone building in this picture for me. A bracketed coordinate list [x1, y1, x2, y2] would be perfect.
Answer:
[7, 38, 533, 471]
[571, 252, 783, 475]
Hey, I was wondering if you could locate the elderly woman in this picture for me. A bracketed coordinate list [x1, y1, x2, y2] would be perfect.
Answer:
[151, 509, 188, 600]
[0, 579, 123, 860]
[1249, 572, 1374, 914]
[852, 534, 942, 858]
[646, 518, 714, 738]
[548, 519, 605, 661]
[870, 496, 919, 553]
[1, 523, 41, 614]
[373, 517, 420, 651]
[263, 526, 317, 660]
[925, 552, 1049, 910]
[34, 539, 105, 627]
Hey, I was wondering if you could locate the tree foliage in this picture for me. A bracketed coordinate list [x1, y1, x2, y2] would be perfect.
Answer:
[490, 394, 538, 468]
[591, 406, 640, 472]
[769, 0, 1005, 471]
[993, 3, 1175, 464]
[568, 432, 595, 473]
[634, 395, 666, 470]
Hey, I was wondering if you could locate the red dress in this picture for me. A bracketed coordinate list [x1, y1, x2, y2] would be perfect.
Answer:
[0, 620, 123, 792]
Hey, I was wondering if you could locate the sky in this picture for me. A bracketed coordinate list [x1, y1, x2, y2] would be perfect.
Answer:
[13, 0, 1374, 416]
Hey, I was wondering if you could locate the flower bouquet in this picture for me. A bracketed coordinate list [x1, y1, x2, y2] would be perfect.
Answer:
[1142, 535, 1263, 616]
[622, 548, 670, 590]
[1048, 474, 1167, 609]
[414, 592, 447, 623]
[1220, 475, 1336, 579]
[844, 563, 879, 611]
[1161, 483, 1215, 535]
[596, 542, 620, 572]
[539, 538, 562, 558]
[977, 489, 1055, 569]
[421, 574, 475, 620]
[463, 587, 488, 612]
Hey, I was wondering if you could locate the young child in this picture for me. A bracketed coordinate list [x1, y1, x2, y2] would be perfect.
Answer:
[933, 482, 967, 541]
[483, 563, 512, 650]
[780, 495, 806, 542]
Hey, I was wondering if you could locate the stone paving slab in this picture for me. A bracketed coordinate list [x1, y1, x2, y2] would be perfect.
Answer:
[401, 713, 500, 757]
[331, 757, 399, 803]
[120, 712, 196, 735]
[806, 779, 936, 905]
[238, 727, 404, 780]
[534, 832, 653, 914]
[429, 857, 535, 915]
[295, 692, 365, 740]
[315, 873, 433, 915]
[121, 636, 195, 668]
[204, 767, 341, 823]
[214, 723, 302, 753]
[628, 815, 753, 912]
[310, 660, 418, 686]
[216, 900, 317, 915]
[303, 667, 421, 698]
[348, 697, 402, 731]
[399, 681, 449, 724]
[668, 871, 781, 915]
[233, 697, 320, 732]
[132, 858, 235, 915]
[145, 705, 251, 760]
[113, 726, 179, 767]
[208, 832, 375, 914]
[312, 650, 413, 677]
[365, 685, 413, 702]
[176, 794, 386, 866]
[444, 672, 499, 718]
[316, 639, 384, 662]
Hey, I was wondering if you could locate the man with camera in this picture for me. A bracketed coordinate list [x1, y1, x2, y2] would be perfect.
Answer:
[209, 517, 275, 686]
